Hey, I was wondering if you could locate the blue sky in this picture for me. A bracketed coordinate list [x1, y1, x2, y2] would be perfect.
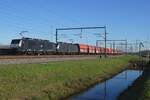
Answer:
[0, 0, 150, 46]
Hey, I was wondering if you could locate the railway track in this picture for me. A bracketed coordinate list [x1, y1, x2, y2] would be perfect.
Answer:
[0, 55, 99, 65]
[0, 55, 99, 59]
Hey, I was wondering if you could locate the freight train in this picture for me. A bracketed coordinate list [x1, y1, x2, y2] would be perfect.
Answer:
[8, 37, 123, 55]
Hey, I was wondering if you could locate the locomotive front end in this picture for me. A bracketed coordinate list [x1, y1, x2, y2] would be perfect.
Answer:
[10, 39, 22, 48]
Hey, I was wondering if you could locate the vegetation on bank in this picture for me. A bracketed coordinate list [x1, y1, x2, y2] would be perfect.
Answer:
[118, 61, 150, 100]
[0, 56, 137, 100]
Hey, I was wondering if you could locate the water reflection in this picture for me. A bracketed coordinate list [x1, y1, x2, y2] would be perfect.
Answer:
[70, 70, 143, 100]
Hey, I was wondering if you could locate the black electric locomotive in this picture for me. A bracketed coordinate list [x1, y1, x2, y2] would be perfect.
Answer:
[56, 42, 79, 54]
[10, 38, 56, 55]
[10, 38, 80, 55]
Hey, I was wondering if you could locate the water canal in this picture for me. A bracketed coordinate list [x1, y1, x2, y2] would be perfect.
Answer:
[69, 69, 143, 100]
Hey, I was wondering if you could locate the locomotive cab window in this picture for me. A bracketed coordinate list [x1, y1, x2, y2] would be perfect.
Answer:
[11, 40, 21, 44]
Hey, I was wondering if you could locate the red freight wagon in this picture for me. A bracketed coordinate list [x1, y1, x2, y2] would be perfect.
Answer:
[108, 48, 113, 54]
[100, 47, 105, 54]
[116, 50, 122, 55]
[106, 48, 109, 54]
[112, 49, 115, 55]
[89, 45, 96, 54]
[95, 47, 101, 54]
[109, 48, 113, 55]
[79, 44, 89, 54]
[113, 49, 118, 55]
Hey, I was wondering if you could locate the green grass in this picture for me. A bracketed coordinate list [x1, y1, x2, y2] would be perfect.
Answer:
[0, 55, 137, 100]
[118, 61, 150, 100]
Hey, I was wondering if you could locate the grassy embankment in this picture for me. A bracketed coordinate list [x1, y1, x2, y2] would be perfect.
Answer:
[119, 61, 150, 100]
[0, 56, 137, 100]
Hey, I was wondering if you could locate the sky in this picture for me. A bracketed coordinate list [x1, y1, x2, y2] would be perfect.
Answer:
[0, 0, 150, 46]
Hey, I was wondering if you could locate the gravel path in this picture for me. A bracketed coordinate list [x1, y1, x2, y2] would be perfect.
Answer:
[0, 55, 99, 65]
